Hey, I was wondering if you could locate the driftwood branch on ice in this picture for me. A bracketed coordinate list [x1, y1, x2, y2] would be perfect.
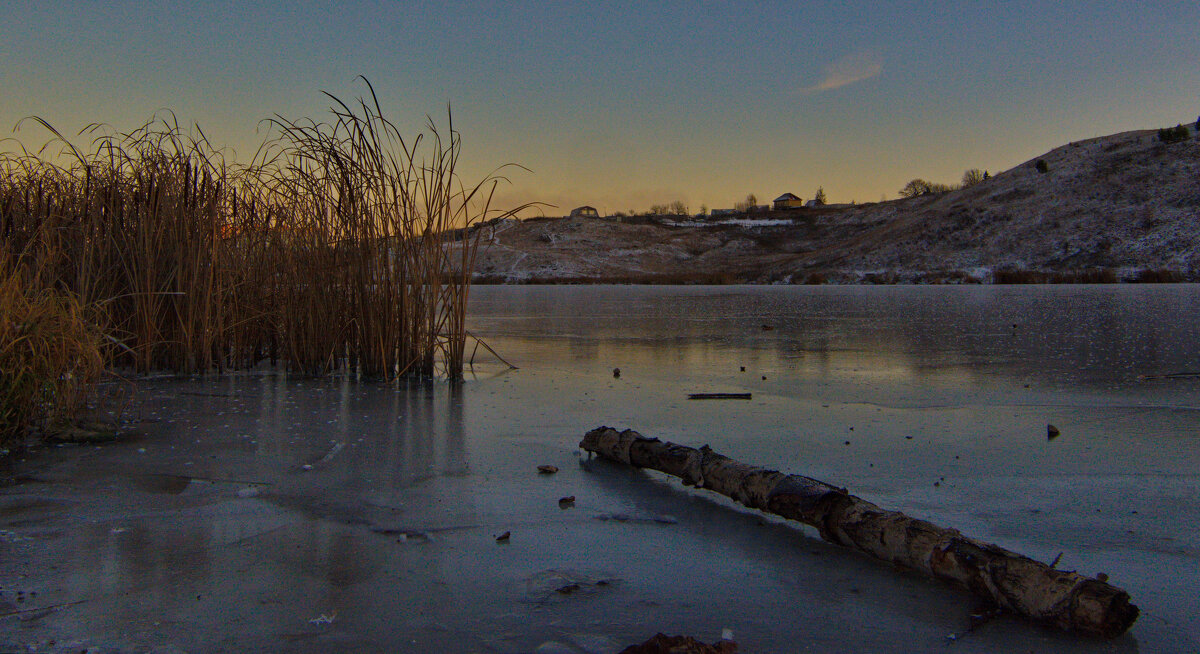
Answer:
[580, 427, 1139, 638]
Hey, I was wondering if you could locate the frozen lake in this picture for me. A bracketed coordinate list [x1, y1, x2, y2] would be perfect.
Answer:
[3, 284, 1198, 652]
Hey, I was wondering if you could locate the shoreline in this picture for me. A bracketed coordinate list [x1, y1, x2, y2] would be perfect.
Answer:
[471, 267, 1198, 286]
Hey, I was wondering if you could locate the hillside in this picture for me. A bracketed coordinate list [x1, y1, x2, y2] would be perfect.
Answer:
[469, 128, 1200, 284]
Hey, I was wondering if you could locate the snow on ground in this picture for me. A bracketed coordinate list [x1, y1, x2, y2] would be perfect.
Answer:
[713, 218, 794, 228]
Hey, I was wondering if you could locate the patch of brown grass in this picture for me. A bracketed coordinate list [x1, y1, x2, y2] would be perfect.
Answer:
[0, 256, 106, 449]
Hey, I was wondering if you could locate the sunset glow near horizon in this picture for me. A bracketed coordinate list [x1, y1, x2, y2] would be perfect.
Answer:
[3, 1, 1197, 216]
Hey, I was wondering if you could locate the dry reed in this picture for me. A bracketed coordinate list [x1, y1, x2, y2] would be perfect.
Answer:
[0, 254, 106, 449]
[1, 79, 524, 385]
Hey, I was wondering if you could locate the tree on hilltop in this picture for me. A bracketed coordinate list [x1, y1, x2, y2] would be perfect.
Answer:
[899, 179, 934, 198]
[899, 178, 955, 198]
[961, 168, 987, 187]
[813, 187, 827, 205]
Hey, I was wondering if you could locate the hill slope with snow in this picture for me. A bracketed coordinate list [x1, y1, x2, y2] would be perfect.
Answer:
[469, 128, 1200, 284]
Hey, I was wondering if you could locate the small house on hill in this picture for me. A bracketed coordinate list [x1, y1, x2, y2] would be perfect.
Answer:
[773, 193, 804, 210]
[569, 206, 599, 218]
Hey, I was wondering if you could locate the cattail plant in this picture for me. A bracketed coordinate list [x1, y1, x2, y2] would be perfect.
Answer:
[0, 78, 524, 386]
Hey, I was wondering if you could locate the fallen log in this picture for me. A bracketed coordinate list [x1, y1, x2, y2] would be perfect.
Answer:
[580, 427, 1139, 638]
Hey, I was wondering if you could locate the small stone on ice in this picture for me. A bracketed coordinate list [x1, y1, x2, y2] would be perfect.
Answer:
[537, 465, 558, 474]
[301, 464, 313, 471]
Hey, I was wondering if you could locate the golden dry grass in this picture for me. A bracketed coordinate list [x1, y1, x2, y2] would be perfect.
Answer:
[1, 80, 523, 391]
[0, 255, 106, 449]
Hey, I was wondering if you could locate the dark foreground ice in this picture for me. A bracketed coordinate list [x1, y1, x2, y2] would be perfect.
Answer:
[2, 284, 1198, 652]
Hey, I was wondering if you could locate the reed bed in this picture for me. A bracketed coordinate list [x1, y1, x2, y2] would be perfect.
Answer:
[1, 81, 522, 387]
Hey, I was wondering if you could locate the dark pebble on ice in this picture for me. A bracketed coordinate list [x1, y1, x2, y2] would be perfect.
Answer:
[496, 531, 511, 542]
[1047, 425, 1060, 440]
[613, 368, 620, 378]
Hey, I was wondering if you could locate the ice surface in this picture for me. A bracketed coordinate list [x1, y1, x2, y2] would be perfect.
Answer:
[2, 284, 1197, 652]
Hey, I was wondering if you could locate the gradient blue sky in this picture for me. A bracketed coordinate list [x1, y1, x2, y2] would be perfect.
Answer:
[3, 1, 1197, 215]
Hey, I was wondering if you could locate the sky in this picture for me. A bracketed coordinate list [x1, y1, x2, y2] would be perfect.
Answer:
[2, 1, 1198, 216]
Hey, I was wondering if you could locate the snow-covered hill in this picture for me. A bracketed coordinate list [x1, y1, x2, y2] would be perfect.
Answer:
[467, 128, 1200, 284]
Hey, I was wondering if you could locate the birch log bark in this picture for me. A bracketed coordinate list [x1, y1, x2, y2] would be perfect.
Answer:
[580, 426, 1138, 638]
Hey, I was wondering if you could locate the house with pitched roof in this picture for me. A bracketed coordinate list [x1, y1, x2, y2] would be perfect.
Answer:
[772, 193, 804, 210]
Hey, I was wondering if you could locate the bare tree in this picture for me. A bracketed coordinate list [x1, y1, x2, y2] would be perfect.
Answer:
[899, 179, 955, 198]
[961, 168, 987, 187]
[899, 179, 933, 198]
[735, 193, 758, 212]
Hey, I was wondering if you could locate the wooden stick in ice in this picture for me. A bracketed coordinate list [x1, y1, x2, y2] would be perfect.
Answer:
[580, 426, 1139, 638]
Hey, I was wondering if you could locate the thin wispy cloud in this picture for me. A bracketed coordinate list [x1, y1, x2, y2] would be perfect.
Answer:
[805, 51, 883, 93]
